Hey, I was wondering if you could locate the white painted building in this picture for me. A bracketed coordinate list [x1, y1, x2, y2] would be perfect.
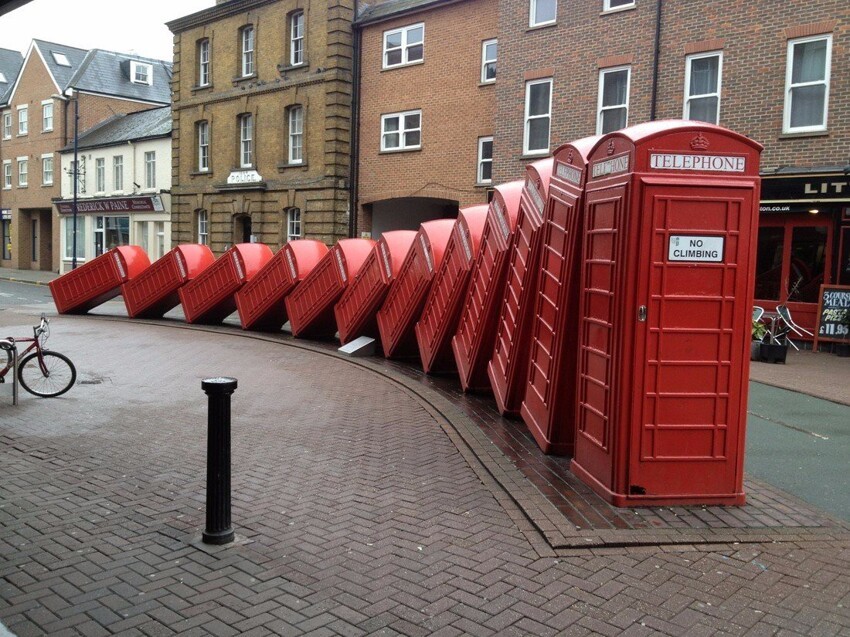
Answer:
[56, 106, 171, 273]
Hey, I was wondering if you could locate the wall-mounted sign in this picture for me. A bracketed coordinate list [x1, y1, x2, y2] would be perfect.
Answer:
[668, 235, 724, 262]
[650, 153, 746, 172]
[1, 208, 10, 220]
[227, 170, 263, 185]
[56, 195, 164, 214]
[761, 173, 850, 203]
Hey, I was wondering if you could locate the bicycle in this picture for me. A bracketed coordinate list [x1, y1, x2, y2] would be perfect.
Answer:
[0, 314, 77, 398]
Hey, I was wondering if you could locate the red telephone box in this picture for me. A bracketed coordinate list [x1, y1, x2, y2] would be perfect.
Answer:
[334, 230, 417, 344]
[451, 181, 524, 392]
[570, 121, 762, 507]
[235, 240, 328, 331]
[521, 136, 600, 454]
[50, 246, 150, 314]
[178, 243, 273, 324]
[285, 238, 375, 339]
[415, 205, 489, 374]
[488, 158, 554, 416]
[377, 219, 456, 359]
[122, 245, 215, 319]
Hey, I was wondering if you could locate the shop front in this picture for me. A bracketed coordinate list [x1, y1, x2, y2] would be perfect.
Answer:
[756, 169, 850, 335]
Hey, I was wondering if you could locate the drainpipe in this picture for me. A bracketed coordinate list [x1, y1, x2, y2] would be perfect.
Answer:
[649, 0, 663, 121]
[348, 2, 361, 239]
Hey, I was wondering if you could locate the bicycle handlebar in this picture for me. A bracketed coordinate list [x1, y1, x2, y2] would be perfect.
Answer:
[34, 314, 48, 338]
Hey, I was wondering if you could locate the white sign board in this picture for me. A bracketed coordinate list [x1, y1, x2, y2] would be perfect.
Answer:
[668, 235, 724, 262]
[227, 170, 263, 185]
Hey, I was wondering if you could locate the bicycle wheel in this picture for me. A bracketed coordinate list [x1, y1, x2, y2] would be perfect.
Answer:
[17, 350, 77, 398]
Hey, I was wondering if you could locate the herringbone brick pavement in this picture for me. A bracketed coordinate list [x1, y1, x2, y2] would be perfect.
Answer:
[0, 311, 848, 636]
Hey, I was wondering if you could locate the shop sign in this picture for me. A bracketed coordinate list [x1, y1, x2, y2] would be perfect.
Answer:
[668, 235, 724, 262]
[56, 195, 164, 214]
[1, 208, 10, 220]
[227, 170, 263, 185]
[761, 173, 850, 203]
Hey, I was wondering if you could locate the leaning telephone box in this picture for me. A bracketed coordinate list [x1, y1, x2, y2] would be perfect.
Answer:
[488, 158, 553, 416]
[377, 219, 456, 359]
[50, 246, 150, 314]
[415, 205, 489, 374]
[451, 181, 524, 391]
[178, 243, 273, 325]
[122, 245, 215, 318]
[334, 231, 417, 344]
[521, 136, 599, 455]
[570, 120, 762, 507]
[285, 238, 375, 339]
[235, 240, 328, 331]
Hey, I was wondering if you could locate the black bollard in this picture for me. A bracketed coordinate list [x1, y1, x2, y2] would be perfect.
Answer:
[201, 377, 238, 545]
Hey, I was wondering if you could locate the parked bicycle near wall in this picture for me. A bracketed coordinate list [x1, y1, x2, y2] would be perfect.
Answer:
[0, 314, 76, 397]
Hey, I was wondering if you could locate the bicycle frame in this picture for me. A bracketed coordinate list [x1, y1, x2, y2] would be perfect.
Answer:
[1, 319, 49, 380]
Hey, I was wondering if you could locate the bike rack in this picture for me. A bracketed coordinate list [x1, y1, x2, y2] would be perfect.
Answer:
[0, 339, 17, 405]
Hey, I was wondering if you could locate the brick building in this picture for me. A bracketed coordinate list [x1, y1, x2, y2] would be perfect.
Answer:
[0, 40, 171, 271]
[353, 0, 497, 236]
[166, 0, 354, 254]
[0, 46, 23, 261]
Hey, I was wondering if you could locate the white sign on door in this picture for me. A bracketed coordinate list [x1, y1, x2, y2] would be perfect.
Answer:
[668, 235, 724, 262]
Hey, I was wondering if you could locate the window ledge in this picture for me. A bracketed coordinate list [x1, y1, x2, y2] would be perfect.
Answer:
[478, 80, 496, 88]
[41, 183, 54, 188]
[192, 84, 214, 92]
[379, 147, 422, 155]
[277, 161, 308, 171]
[42, 129, 53, 134]
[520, 152, 551, 159]
[475, 182, 493, 188]
[279, 61, 309, 73]
[601, 5, 636, 16]
[190, 170, 213, 177]
[16, 133, 27, 137]
[232, 73, 257, 85]
[779, 130, 829, 139]
[381, 59, 425, 72]
[17, 185, 27, 188]
[526, 22, 557, 33]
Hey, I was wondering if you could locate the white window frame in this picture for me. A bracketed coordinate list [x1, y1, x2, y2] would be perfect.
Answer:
[241, 26, 255, 77]
[144, 151, 156, 189]
[130, 61, 153, 85]
[596, 66, 631, 135]
[683, 51, 722, 124]
[95, 157, 105, 192]
[17, 157, 28, 187]
[382, 23, 425, 69]
[523, 78, 552, 155]
[380, 109, 422, 152]
[783, 34, 832, 134]
[113, 156, 124, 192]
[481, 39, 497, 84]
[288, 106, 304, 164]
[197, 210, 209, 245]
[17, 105, 27, 135]
[155, 221, 166, 259]
[287, 207, 302, 241]
[290, 11, 305, 66]
[42, 154, 53, 186]
[603, 0, 635, 11]
[198, 39, 210, 86]
[2, 112, 11, 139]
[477, 137, 493, 184]
[240, 114, 254, 167]
[3, 160, 11, 189]
[198, 120, 210, 172]
[41, 100, 53, 132]
[529, 0, 556, 27]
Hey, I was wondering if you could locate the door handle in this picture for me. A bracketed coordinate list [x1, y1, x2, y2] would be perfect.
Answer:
[638, 305, 647, 322]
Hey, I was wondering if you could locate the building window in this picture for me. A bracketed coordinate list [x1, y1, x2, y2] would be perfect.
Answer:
[94, 216, 130, 256]
[197, 210, 209, 245]
[287, 207, 302, 241]
[241, 26, 255, 77]
[17, 158, 27, 187]
[155, 221, 165, 258]
[131, 61, 153, 85]
[684, 52, 721, 124]
[381, 110, 421, 151]
[63, 217, 85, 260]
[481, 39, 497, 83]
[3, 161, 11, 189]
[2, 220, 10, 260]
[32, 219, 38, 261]
[784, 35, 831, 133]
[604, 0, 634, 10]
[42, 101, 53, 132]
[144, 151, 156, 189]
[523, 78, 552, 155]
[197, 120, 210, 171]
[198, 39, 210, 86]
[477, 137, 493, 184]
[42, 156, 53, 186]
[113, 156, 123, 191]
[597, 66, 630, 134]
[137, 220, 150, 255]
[530, 0, 556, 27]
[290, 11, 304, 66]
[52, 51, 71, 66]
[3, 112, 11, 139]
[95, 158, 105, 192]
[17, 106, 27, 135]
[383, 23, 424, 69]
[288, 106, 304, 164]
[239, 114, 253, 167]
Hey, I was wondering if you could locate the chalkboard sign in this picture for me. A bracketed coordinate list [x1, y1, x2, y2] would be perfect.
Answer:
[813, 284, 850, 347]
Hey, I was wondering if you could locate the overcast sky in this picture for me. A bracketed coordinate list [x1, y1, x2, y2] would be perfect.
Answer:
[0, 0, 216, 61]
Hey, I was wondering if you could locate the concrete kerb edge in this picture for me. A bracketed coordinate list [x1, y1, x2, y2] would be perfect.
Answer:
[71, 314, 850, 552]
[0, 276, 51, 287]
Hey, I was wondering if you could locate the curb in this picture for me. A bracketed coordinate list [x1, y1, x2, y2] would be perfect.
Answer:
[0, 276, 53, 287]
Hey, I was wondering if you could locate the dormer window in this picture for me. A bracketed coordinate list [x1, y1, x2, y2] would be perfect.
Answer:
[131, 61, 153, 85]
[52, 51, 71, 67]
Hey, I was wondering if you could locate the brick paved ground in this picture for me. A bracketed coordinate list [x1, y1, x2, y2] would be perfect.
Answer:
[1, 309, 849, 636]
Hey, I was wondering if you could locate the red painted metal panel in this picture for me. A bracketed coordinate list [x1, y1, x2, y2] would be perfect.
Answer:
[285, 238, 375, 338]
[377, 219, 456, 359]
[415, 205, 490, 373]
[569, 120, 763, 507]
[521, 137, 599, 455]
[50, 246, 150, 314]
[178, 243, 273, 325]
[335, 231, 417, 344]
[122, 245, 215, 319]
[488, 158, 554, 416]
[235, 240, 328, 331]
[451, 182, 524, 391]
